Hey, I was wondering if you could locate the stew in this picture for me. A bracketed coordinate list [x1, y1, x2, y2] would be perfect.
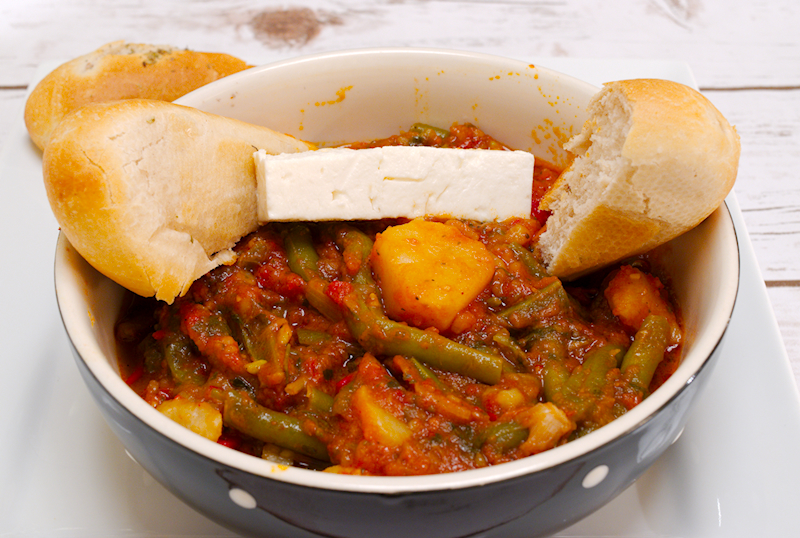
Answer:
[115, 123, 682, 476]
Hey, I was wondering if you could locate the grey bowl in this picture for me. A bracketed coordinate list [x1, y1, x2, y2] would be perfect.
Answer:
[54, 48, 740, 538]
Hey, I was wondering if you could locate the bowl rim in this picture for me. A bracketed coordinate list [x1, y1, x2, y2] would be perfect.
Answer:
[54, 47, 741, 495]
[174, 46, 602, 107]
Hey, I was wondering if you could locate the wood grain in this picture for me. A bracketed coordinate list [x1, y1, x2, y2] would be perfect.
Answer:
[2, 1, 799, 87]
[705, 89, 800, 283]
[0, 0, 797, 388]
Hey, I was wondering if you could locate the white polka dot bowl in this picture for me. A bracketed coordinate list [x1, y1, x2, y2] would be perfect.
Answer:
[54, 48, 740, 538]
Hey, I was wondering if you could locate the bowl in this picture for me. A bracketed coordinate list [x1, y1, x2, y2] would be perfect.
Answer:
[54, 48, 740, 538]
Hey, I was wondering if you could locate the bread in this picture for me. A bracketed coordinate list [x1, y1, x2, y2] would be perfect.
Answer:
[43, 99, 314, 303]
[25, 40, 251, 150]
[538, 79, 740, 278]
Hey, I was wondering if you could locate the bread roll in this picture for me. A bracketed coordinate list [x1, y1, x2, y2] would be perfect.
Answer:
[25, 40, 251, 150]
[538, 79, 740, 278]
[43, 99, 314, 303]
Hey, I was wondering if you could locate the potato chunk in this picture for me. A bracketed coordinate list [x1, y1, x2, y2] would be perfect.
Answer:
[371, 219, 496, 331]
[352, 386, 412, 447]
[157, 399, 223, 442]
[604, 265, 681, 344]
[516, 402, 575, 456]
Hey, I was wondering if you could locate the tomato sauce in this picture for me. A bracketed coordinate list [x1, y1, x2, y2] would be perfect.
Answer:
[115, 123, 682, 475]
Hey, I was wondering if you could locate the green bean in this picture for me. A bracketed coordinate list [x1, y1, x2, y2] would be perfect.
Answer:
[204, 311, 234, 338]
[410, 122, 450, 141]
[334, 225, 379, 290]
[342, 240, 503, 382]
[480, 421, 529, 452]
[297, 328, 363, 367]
[236, 234, 274, 271]
[230, 314, 281, 364]
[497, 281, 572, 329]
[306, 386, 335, 414]
[181, 305, 254, 376]
[143, 343, 162, 374]
[228, 313, 289, 382]
[519, 325, 563, 351]
[223, 389, 329, 461]
[394, 356, 448, 394]
[355, 310, 504, 385]
[305, 278, 343, 322]
[227, 313, 256, 356]
[404, 356, 450, 391]
[565, 344, 626, 397]
[230, 376, 257, 399]
[539, 339, 626, 422]
[557, 344, 625, 421]
[542, 356, 572, 404]
[539, 343, 585, 414]
[621, 315, 670, 396]
[284, 225, 320, 282]
[296, 328, 333, 346]
[522, 327, 570, 401]
[283, 225, 343, 322]
[491, 330, 527, 372]
[333, 225, 504, 385]
[508, 243, 549, 279]
[162, 332, 208, 386]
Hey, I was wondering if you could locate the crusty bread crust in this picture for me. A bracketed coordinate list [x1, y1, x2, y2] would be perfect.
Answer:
[43, 99, 313, 303]
[538, 79, 740, 278]
[25, 41, 251, 150]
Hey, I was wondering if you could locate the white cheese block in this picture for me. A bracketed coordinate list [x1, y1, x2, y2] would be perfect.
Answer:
[254, 146, 534, 222]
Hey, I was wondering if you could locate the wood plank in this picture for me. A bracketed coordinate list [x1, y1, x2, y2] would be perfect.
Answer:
[703, 89, 800, 282]
[2, 0, 799, 88]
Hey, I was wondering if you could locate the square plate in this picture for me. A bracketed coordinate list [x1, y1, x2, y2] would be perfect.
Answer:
[1, 58, 797, 538]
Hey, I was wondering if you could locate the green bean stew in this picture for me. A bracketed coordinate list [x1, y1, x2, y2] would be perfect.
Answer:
[115, 123, 682, 475]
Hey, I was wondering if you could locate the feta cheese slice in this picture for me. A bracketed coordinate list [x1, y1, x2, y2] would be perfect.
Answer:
[254, 145, 534, 222]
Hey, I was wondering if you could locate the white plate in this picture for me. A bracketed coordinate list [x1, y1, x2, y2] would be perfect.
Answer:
[1, 59, 798, 538]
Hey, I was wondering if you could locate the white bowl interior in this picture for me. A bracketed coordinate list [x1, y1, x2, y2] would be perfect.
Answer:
[55, 48, 739, 494]
[176, 48, 598, 170]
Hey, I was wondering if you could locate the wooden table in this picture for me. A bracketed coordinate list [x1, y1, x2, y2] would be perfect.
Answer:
[3, 0, 796, 385]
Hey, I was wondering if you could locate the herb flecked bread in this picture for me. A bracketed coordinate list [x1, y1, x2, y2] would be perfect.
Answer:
[25, 40, 251, 150]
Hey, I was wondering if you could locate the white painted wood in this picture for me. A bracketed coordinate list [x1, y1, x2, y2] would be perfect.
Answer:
[706, 89, 800, 281]
[0, 0, 797, 390]
[2, 1, 799, 87]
